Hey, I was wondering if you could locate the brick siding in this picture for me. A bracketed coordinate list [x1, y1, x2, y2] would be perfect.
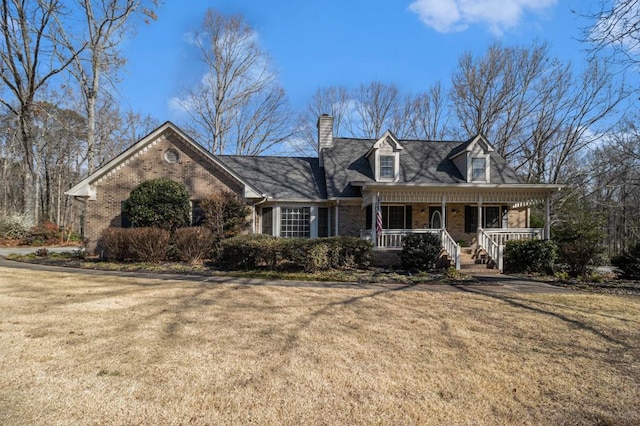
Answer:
[85, 130, 242, 253]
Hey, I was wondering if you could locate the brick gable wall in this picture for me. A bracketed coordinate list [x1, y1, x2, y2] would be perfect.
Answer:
[84, 130, 243, 253]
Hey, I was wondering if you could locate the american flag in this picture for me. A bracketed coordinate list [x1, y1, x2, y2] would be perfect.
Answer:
[375, 196, 383, 235]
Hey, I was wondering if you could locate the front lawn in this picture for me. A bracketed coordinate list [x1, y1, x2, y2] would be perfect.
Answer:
[1, 265, 639, 425]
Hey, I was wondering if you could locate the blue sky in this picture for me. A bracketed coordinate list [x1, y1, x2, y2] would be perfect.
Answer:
[118, 0, 591, 122]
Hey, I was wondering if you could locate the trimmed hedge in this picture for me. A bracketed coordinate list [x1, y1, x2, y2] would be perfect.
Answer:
[127, 228, 170, 262]
[172, 227, 216, 264]
[504, 239, 557, 274]
[220, 235, 372, 272]
[611, 243, 640, 280]
[100, 227, 170, 262]
[400, 233, 442, 271]
[100, 228, 131, 261]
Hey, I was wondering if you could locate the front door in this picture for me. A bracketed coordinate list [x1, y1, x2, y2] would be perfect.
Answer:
[429, 206, 442, 229]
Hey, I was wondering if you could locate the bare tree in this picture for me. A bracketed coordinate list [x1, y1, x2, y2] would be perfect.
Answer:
[297, 85, 350, 153]
[451, 42, 628, 184]
[451, 42, 551, 156]
[403, 82, 450, 140]
[582, 0, 640, 68]
[348, 81, 399, 138]
[0, 0, 84, 223]
[65, 0, 158, 174]
[178, 9, 293, 155]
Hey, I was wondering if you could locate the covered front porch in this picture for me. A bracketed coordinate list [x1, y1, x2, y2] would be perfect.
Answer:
[358, 184, 561, 271]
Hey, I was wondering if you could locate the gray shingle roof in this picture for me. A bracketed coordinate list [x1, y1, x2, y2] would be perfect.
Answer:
[218, 155, 327, 200]
[322, 137, 524, 198]
[219, 137, 524, 200]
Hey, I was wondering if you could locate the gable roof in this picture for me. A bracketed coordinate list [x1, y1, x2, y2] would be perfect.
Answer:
[365, 130, 403, 157]
[448, 134, 494, 159]
[65, 121, 262, 200]
[323, 137, 523, 198]
[218, 155, 327, 200]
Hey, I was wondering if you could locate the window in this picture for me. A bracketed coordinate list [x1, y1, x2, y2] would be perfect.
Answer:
[464, 205, 507, 232]
[318, 207, 329, 238]
[261, 207, 273, 235]
[164, 149, 180, 164]
[471, 157, 486, 181]
[380, 155, 395, 179]
[191, 200, 205, 226]
[121, 201, 131, 228]
[366, 205, 412, 230]
[281, 207, 310, 238]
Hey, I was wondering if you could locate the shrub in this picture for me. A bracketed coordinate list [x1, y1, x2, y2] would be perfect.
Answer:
[172, 227, 216, 264]
[220, 234, 275, 270]
[100, 228, 131, 261]
[611, 242, 640, 280]
[35, 248, 49, 257]
[220, 236, 373, 271]
[127, 228, 170, 262]
[200, 190, 251, 240]
[122, 178, 190, 230]
[25, 222, 61, 245]
[400, 233, 442, 271]
[553, 216, 605, 277]
[0, 212, 33, 240]
[504, 239, 557, 274]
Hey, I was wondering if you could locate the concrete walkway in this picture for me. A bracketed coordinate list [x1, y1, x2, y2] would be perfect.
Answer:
[0, 247, 573, 294]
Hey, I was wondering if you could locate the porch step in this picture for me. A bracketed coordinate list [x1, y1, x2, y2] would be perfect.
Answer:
[457, 247, 501, 274]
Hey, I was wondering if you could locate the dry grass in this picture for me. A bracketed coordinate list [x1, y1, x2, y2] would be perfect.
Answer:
[1, 266, 639, 425]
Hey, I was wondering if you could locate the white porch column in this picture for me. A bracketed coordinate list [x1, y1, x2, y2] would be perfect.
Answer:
[441, 195, 446, 230]
[545, 193, 551, 240]
[371, 193, 378, 247]
[478, 195, 483, 231]
[310, 206, 318, 238]
[334, 202, 340, 236]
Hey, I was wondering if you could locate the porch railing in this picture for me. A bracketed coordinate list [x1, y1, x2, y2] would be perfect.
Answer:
[441, 229, 460, 270]
[360, 229, 440, 249]
[478, 227, 504, 272]
[483, 228, 543, 246]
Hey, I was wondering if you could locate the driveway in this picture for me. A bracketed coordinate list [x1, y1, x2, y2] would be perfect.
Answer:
[0, 246, 82, 256]
[0, 249, 573, 294]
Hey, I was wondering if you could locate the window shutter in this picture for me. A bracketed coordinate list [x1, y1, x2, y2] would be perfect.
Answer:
[405, 206, 413, 229]
[465, 205, 478, 233]
[366, 205, 372, 230]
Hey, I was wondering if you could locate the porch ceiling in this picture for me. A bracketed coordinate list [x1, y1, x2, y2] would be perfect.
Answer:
[359, 184, 561, 207]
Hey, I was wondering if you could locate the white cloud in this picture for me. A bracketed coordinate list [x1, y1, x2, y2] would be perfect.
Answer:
[408, 0, 557, 35]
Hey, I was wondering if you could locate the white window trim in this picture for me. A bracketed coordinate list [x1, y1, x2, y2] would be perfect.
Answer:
[376, 152, 399, 182]
[469, 155, 490, 183]
[270, 205, 320, 238]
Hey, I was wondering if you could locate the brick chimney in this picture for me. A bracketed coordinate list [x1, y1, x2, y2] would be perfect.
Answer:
[317, 114, 334, 167]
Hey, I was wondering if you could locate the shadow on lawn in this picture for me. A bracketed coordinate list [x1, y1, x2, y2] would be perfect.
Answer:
[455, 285, 630, 348]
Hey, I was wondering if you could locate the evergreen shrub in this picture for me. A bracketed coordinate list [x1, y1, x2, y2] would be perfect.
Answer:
[122, 178, 190, 230]
[611, 243, 640, 280]
[504, 239, 557, 274]
[400, 233, 442, 271]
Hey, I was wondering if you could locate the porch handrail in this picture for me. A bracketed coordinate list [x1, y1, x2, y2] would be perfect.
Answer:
[441, 228, 460, 270]
[483, 228, 543, 246]
[478, 227, 503, 272]
[360, 228, 440, 249]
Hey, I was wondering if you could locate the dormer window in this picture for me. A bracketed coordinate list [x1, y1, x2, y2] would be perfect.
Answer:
[366, 131, 403, 182]
[471, 157, 486, 181]
[380, 155, 395, 179]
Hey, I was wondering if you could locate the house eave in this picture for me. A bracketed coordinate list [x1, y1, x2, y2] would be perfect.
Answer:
[65, 121, 263, 200]
[352, 181, 564, 192]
